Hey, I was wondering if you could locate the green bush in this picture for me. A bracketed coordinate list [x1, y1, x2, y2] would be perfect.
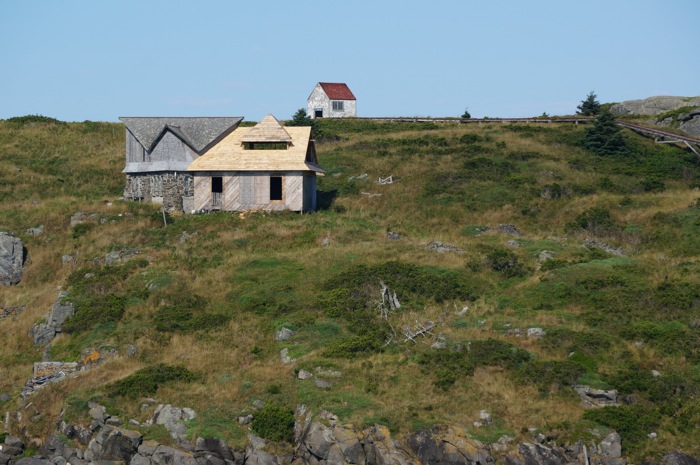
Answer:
[583, 405, 660, 452]
[516, 359, 587, 392]
[251, 405, 295, 443]
[485, 248, 526, 278]
[62, 293, 127, 333]
[566, 208, 618, 235]
[106, 364, 198, 398]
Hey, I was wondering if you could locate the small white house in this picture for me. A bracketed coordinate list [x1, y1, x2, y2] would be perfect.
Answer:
[307, 82, 356, 119]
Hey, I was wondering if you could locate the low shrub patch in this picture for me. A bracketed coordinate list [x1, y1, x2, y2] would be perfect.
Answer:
[106, 364, 198, 398]
[251, 405, 295, 443]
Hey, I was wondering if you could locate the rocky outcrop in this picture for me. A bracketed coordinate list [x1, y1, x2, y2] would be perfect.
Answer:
[28, 292, 75, 346]
[0, 232, 25, 286]
[610, 96, 700, 137]
[2, 405, 699, 465]
[610, 96, 700, 117]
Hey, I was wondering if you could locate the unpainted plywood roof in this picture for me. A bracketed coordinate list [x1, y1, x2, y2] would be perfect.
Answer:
[240, 114, 292, 143]
[188, 125, 324, 173]
[119, 117, 243, 153]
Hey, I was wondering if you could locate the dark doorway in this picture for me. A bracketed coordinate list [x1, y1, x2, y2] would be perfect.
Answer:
[212, 176, 223, 209]
[314, 109, 323, 118]
[270, 176, 283, 201]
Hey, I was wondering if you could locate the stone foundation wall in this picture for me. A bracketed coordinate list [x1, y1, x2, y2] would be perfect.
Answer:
[124, 173, 193, 212]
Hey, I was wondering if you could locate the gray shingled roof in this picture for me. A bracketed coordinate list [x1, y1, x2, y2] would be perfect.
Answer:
[119, 117, 243, 153]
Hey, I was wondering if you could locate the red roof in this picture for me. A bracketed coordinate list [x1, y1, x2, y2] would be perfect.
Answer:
[319, 82, 356, 100]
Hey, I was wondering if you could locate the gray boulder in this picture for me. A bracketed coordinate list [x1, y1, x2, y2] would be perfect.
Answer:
[0, 232, 25, 286]
[14, 459, 52, 465]
[194, 438, 234, 461]
[151, 404, 196, 444]
[661, 452, 700, 465]
[151, 445, 197, 465]
[503, 442, 569, 465]
[407, 427, 491, 465]
[29, 292, 75, 346]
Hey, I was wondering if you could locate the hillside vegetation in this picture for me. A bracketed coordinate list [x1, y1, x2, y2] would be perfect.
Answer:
[0, 116, 699, 461]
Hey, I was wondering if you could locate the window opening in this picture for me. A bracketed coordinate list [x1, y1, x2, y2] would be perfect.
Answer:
[332, 101, 344, 111]
[270, 176, 283, 201]
[243, 142, 288, 150]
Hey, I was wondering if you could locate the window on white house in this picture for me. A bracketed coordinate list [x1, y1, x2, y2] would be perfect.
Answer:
[332, 101, 344, 111]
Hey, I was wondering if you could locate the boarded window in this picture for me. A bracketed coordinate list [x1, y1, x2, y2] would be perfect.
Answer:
[332, 101, 344, 111]
[270, 176, 283, 201]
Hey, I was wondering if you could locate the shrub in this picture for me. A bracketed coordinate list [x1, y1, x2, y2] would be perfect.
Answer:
[106, 364, 198, 398]
[485, 248, 526, 277]
[62, 293, 127, 333]
[516, 360, 587, 392]
[251, 405, 295, 443]
[566, 208, 618, 235]
[583, 405, 660, 452]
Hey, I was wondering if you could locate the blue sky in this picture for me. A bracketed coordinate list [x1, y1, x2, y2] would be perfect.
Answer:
[1, 0, 698, 122]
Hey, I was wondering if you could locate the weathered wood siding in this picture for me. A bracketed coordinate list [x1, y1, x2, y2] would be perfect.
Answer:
[193, 176, 211, 211]
[191, 172, 312, 212]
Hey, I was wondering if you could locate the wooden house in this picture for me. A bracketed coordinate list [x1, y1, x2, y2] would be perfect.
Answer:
[187, 114, 324, 212]
[307, 82, 356, 119]
[120, 117, 242, 212]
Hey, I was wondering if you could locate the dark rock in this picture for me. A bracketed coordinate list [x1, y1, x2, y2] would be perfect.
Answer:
[152, 445, 197, 465]
[194, 438, 234, 461]
[661, 452, 700, 465]
[407, 427, 491, 465]
[14, 459, 52, 465]
[0, 232, 25, 286]
[503, 442, 569, 465]
[3, 435, 23, 450]
[0, 453, 11, 465]
[96, 428, 142, 463]
[0, 446, 22, 457]
[131, 454, 153, 465]
[39, 434, 66, 459]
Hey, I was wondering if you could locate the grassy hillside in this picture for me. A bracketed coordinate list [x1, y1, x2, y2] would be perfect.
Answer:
[0, 116, 698, 461]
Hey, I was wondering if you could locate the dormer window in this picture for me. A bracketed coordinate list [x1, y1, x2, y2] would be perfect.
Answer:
[243, 142, 288, 150]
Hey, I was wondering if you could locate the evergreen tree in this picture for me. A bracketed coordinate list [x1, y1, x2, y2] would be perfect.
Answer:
[287, 108, 314, 126]
[461, 107, 471, 119]
[577, 91, 601, 116]
[286, 108, 318, 138]
[583, 109, 628, 156]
